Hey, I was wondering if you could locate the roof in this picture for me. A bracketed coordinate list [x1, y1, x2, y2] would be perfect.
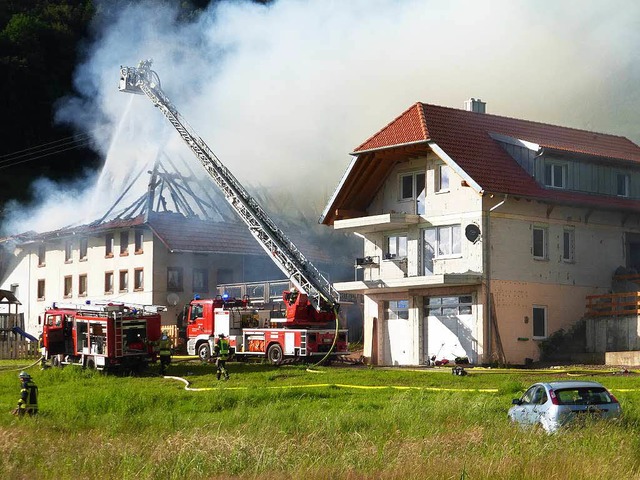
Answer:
[0, 289, 20, 305]
[322, 102, 640, 224]
[8, 212, 334, 264]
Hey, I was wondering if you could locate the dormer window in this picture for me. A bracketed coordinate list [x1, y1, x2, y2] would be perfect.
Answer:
[617, 173, 630, 197]
[544, 162, 567, 188]
[399, 171, 425, 214]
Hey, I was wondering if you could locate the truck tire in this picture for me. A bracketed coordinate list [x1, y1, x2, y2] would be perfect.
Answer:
[86, 357, 96, 370]
[198, 343, 211, 362]
[267, 343, 283, 366]
[51, 355, 62, 368]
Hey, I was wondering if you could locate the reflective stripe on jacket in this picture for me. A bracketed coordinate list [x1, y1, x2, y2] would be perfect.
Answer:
[158, 338, 172, 356]
[217, 339, 230, 360]
[20, 381, 38, 410]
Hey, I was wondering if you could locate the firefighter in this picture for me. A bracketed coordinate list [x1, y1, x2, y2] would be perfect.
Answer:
[13, 371, 38, 417]
[38, 333, 47, 369]
[214, 333, 230, 381]
[158, 331, 172, 375]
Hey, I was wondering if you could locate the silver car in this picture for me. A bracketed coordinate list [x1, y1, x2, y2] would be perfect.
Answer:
[508, 381, 621, 433]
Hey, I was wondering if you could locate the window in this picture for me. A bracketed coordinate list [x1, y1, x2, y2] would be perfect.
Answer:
[104, 272, 114, 294]
[64, 241, 73, 263]
[119, 270, 129, 292]
[63, 276, 72, 298]
[532, 305, 547, 338]
[217, 268, 233, 285]
[134, 230, 144, 253]
[422, 225, 462, 274]
[436, 164, 451, 193]
[544, 162, 567, 188]
[167, 267, 184, 291]
[399, 171, 426, 214]
[134, 268, 144, 291]
[79, 238, 88, 261]
[37, 279, 45, 301]
[425, 296, 473, 316]
[386, 300, 409, 320]
[193, 268, 209, 292]
[38, 244, 46, 267]
[617, 173, 630, 197]
[78, 274, 87, 297]
[105, 234, 114, 257]
[386, 234, 407, 260]
[120, 231, 129, 256]
[563, 228, 575, 262]
[532, 226, 547, 260]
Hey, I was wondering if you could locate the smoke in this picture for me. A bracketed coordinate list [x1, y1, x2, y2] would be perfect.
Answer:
[3, 0, 640, 235]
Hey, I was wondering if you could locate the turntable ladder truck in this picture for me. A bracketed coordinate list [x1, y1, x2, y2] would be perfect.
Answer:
[118, 61, 347, 364]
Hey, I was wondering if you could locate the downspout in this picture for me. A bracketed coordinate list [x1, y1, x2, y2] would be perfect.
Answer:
[484, 195, 507, 363]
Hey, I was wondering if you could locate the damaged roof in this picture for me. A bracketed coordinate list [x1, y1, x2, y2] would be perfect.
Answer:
[322, 102, 640, 225]
[8, 212, 333, 264]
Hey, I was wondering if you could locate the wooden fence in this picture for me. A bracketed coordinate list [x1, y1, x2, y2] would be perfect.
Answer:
[586, 292, 640, 317]
[0, 340, 40, 360]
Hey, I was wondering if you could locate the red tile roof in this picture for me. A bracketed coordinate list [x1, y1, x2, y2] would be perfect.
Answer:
[322, 102, 640, 225]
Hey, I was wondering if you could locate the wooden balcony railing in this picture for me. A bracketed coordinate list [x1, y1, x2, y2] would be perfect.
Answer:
[586, 292, 640, 317]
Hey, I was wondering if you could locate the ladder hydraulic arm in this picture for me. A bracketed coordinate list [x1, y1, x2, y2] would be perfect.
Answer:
[118, 60, 339, 313]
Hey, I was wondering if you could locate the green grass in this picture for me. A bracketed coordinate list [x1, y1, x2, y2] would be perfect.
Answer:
[1, 360, 640, 479]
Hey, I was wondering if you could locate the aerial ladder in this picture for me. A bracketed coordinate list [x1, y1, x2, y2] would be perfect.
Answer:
[118, 60, 340, 323]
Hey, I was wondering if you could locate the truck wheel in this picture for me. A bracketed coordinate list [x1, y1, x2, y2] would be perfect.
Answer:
[198, 343, 211, 362]
[86, 358, 96, 370]
[267, 343, 283, 366]
[51, 355, 62, 368]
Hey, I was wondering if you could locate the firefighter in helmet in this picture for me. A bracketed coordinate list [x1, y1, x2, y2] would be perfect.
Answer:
[214, 333, 230, 381]
[158, 331, 172, 375]
[14, 371, 38, 416]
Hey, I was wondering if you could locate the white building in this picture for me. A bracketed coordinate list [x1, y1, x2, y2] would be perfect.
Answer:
[321, 99, 640, 365]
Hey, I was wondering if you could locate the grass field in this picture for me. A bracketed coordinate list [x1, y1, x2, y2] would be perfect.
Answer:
[1, 359, 640, 480]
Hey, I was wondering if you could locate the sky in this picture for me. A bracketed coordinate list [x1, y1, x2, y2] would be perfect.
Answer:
[3, 0, 640, 235]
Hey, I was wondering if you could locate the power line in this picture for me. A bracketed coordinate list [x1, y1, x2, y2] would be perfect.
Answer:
[0, 139, 96, 171]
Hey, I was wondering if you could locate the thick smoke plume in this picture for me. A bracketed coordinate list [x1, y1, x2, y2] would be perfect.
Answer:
[3, 0, 640, 235]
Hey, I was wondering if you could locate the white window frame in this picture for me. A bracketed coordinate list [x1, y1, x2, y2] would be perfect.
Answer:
[425, 295, 473, 316]
[532, 305, 547, 339]
[398, 171, 426, 214]
[422, 225, 461, 274]
[386, 234, 408, 260]
[562, 227, 575, 263]
[436, 164, 451, 193]
[532, 226, 547, 260]
[544, 162, 567, 189]
[64, 241, 73, 263]
[386, 300, 409, 320]
[617, 173, 630, 197]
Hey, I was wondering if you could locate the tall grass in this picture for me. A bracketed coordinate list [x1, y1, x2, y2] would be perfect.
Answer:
[1, 361, 639, 479]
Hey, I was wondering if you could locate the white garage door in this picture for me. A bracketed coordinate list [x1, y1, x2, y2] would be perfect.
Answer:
[425, 295, 477, 364]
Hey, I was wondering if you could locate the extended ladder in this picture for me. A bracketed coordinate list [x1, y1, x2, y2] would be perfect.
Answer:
[119, 61, 339, 313]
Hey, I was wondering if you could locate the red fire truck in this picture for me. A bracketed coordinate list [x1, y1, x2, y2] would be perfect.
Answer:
[41, 302, 164, 372]
[183, 294, 348, 365]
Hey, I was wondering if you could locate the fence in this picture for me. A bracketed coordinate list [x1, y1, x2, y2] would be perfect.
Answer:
[0, 339, 40, 360]
[585, 292, 640, 317]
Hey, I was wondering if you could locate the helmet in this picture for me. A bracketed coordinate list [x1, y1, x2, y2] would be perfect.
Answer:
[218, 333, 226, 338]
[161, 334, 169, 340]
[18, 371, 30, 380]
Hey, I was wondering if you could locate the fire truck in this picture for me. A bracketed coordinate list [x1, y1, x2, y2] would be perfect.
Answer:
[119, 60, 348, 365]
[182, 294, 348, 365]
[41, 302, 164, 372]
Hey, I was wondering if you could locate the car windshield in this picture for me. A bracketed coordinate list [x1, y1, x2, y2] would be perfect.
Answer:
[554, 387, 612, 405]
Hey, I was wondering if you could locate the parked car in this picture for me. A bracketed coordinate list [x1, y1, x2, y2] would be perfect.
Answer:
[508, 381, 621, 433]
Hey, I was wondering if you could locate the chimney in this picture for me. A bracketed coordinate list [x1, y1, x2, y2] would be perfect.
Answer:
[464, 98, 486, 113]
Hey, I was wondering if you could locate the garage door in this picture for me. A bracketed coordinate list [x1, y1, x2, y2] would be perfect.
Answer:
[425, 295, 477, 363]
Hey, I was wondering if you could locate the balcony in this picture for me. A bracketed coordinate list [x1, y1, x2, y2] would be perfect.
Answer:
[334, 213, 420, 234]
[334, 273, 482, 295]
[586, 292, 640, 317]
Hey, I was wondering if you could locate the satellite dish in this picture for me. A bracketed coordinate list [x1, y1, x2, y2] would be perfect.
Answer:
[166, 292, 180, 306]
[465, 224, 481, 243]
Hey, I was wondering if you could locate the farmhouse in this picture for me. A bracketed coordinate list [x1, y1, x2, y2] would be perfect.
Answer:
[321, 99, 640, 366]
[0, 159, 342, 336]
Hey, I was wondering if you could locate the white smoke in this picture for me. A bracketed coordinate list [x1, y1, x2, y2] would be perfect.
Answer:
[3, 0, 640, 235]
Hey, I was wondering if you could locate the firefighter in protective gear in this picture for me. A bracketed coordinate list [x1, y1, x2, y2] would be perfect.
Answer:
[214, 333, 230, 380]
[158, 331, 172, 375]
[14, 372, 38, 416]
